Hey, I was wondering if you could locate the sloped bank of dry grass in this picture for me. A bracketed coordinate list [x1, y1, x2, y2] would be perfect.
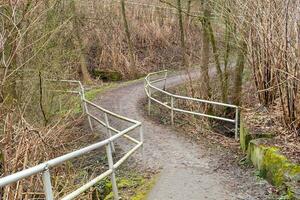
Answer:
[0, 82, 153, 199]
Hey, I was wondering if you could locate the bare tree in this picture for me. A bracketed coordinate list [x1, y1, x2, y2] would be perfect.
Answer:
[233, 41, 247, 106]
[120, 0, 138, 78]
[226, 0, 300, 132]
[199, 0, 212, 103]
[71, 1, 93, 84]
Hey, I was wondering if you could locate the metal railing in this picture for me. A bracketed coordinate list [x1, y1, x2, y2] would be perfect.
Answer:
[0, 80, 143, 200]
[145, 70, 239, 140]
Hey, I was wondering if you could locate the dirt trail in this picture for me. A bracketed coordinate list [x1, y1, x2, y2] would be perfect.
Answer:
[93, 72, 273, 200]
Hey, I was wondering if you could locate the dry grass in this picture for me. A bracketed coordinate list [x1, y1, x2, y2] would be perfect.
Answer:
[80, 0, 202, 78]
[0, 109, 109, 199]
[0, 1, 204, 198]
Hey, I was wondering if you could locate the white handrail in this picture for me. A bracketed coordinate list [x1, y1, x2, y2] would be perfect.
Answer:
[0, 80, 144, 200]
[145, 70, 239, 140]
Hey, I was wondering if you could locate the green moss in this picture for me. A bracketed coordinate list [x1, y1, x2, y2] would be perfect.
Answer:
[241, 116, 300, 199]
[240, 121, 251, 152]
[102, 173, 157, 200]
[131, 175, 158, 200]
[289, 165, 300, 176]
[118, 178, 132, 188]
[248, 140, 300, 199]
[247, 140, 268, 170]
[266, 148, 300, 187]
[250, 145, 299, 187]
[104, 192, 114, 200]
[263, 147, 289, 186]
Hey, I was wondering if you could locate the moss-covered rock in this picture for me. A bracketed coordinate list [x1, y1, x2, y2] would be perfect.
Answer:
[247, 139, 268, 171]
[240, 113, 300, 199]
[247, 139, 300, 199]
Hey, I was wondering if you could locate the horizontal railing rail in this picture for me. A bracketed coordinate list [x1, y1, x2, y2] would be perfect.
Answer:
[0, 80, 143, 200]
[145, 70, 239, 140]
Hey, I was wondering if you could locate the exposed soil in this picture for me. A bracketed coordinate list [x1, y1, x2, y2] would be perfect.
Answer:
[91, 70, 278, 200]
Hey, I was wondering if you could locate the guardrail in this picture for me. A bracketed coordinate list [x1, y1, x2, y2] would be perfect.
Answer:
[145, 70, 239, 140]
[0, 80, 143, 200]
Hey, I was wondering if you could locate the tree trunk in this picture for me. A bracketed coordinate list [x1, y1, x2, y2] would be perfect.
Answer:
[185, 0, 192, 28]
[121, 0, 138, 78]
[200, 2, 211, 102]
[71, 1, 93, 84]
[177, 0, 188, 69]
[233, 41, 247, 106]
[199, 6, 213, 116]
[223, 15, 231, 104]
[177, 0, 194, 96]
[207, 22, 227, 103]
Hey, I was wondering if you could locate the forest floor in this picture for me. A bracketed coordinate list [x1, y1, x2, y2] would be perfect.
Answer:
[91, 70, 279, 200]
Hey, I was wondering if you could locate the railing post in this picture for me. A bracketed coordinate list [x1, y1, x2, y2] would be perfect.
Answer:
[79, 91, 85, 114]
[139, 125, 144, 159]
[171, 96, 174, 125]
[106, 143, 119, 200]
[42, 166, 54, 200]
[79, 84, 93, 132]
[163, 71, 168, 91]
[235, 107, 239, 140]
[104, 113, 115, 153]
[148, 86, 151, 115]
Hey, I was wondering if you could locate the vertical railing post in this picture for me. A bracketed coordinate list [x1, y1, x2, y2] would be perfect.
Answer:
[139, 125, 144, 159]
[106, 143, 119, 200]
[79, 83, 93, 132]
[171, 96, 174, 125]
[148, 86, 151, 116]
[235, 107, 239, 140]
[163, 71, 168, 91]
[79, 91, 85, 113]
[42, 166, 54, 200]
[104, 113, 115, 153]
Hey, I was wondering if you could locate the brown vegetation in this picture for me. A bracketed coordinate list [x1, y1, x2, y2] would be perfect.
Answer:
[1, 0, 299, 198]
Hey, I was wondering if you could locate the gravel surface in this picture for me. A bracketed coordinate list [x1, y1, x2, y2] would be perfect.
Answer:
[91, 71, 276, 200]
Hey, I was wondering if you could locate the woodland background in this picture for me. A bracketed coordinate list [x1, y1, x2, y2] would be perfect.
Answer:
[0, 0, 299, 198]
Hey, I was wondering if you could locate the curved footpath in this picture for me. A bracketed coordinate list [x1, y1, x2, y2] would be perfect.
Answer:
[92, 72, 273, 200]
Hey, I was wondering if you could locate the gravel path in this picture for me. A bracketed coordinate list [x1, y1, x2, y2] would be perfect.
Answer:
[92, 72, 274, 200]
